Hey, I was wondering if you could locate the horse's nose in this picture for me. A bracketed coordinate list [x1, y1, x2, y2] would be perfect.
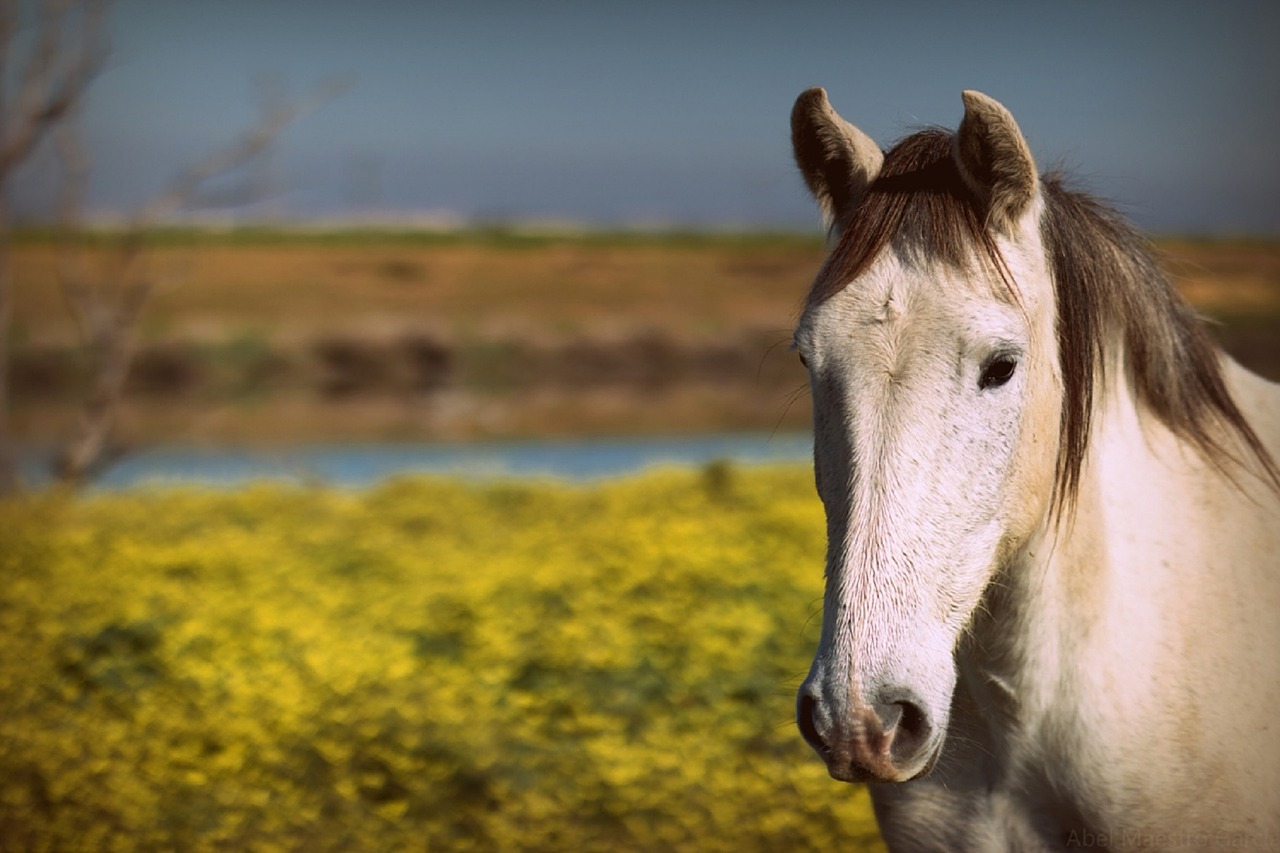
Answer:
[797, 688, 935, 783]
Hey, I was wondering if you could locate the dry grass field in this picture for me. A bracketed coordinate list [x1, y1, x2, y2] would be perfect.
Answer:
[8, 231, 1278, 445]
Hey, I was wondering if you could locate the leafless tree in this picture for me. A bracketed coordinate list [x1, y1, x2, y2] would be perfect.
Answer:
[0, 0, 344, 491]
[0, 0, 106, 492]
[50, 81, 342, 485]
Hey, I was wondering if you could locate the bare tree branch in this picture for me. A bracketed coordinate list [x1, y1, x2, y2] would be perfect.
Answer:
[53, 105, 98, 341]
[0, 0, 345, 491]
[130, 77, 351, 228]
[0, 0, 108, 492]
[0, 0, 108, 175]
[52, 76, 348, 484]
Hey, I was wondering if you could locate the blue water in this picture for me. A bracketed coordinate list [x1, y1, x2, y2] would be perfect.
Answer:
[21, 433, 813, 490]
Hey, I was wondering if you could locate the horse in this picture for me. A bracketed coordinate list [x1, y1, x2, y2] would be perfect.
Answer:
[788, 87, 1280, 851]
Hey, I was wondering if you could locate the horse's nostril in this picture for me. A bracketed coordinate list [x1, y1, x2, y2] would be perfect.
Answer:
[873, 700, 903, 732]
[797, 693, 827, 754]
[874, 696, 932, 764]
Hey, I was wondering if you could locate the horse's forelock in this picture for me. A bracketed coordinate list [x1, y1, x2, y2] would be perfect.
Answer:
[806, 129, 1011, 311]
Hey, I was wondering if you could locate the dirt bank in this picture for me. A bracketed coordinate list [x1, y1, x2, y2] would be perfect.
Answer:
[9, 232, 1277, 445]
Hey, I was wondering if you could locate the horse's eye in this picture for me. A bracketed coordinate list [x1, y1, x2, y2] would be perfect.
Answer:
[979, 355, 1017, 390]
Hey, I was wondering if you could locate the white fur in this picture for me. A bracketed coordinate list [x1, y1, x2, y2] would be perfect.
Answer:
[793, 100, 1280, 850]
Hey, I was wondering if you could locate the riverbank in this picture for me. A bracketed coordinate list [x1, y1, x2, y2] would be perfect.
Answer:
[10, 231, 1278, 447]
[18, 433, 815, 490]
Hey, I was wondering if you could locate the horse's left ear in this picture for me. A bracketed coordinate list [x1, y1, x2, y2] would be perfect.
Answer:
[954, 90, 1039, 234]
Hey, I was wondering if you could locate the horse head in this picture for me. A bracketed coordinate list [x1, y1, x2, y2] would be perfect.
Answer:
[790, 89, 1062, 783]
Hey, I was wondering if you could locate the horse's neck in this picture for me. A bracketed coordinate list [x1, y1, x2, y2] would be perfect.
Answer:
[963, 366, 1215, 729]
[959, 358, 1280, 826]
[944, 382, 1178, 835]
[963, 354, 1280, 746]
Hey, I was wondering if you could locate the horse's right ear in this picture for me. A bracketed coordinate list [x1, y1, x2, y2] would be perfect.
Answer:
[791, 87, 883, 239]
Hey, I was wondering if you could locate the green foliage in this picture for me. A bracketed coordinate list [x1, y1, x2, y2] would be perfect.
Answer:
[0, 469, 883, 851]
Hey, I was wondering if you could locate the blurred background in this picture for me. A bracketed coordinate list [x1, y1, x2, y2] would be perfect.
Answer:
[1, 2, 1278, 849]
[12, 0, 1280, 231]
[3, 0, 1278, 487]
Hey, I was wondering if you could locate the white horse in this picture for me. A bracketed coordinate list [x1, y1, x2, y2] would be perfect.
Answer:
[789, 88, 1280, 851]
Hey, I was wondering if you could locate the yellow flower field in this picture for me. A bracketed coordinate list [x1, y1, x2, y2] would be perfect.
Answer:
[0, 465, 884, 851]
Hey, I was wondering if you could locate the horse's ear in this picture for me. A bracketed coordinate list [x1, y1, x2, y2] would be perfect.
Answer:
[791, 87, 883, 238]
[954, 90, 1039, 234]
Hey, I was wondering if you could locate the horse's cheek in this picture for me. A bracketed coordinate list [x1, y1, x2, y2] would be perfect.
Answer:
[1006, 370, 1061, 541]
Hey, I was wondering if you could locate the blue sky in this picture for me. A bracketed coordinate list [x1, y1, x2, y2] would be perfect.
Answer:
[10, 0, 1280, 234]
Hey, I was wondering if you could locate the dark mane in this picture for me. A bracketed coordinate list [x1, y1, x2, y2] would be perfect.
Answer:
[808, 128, 1280, 518]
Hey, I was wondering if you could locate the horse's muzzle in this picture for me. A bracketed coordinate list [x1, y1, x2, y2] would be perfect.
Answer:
[797, 687, 937, 783]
